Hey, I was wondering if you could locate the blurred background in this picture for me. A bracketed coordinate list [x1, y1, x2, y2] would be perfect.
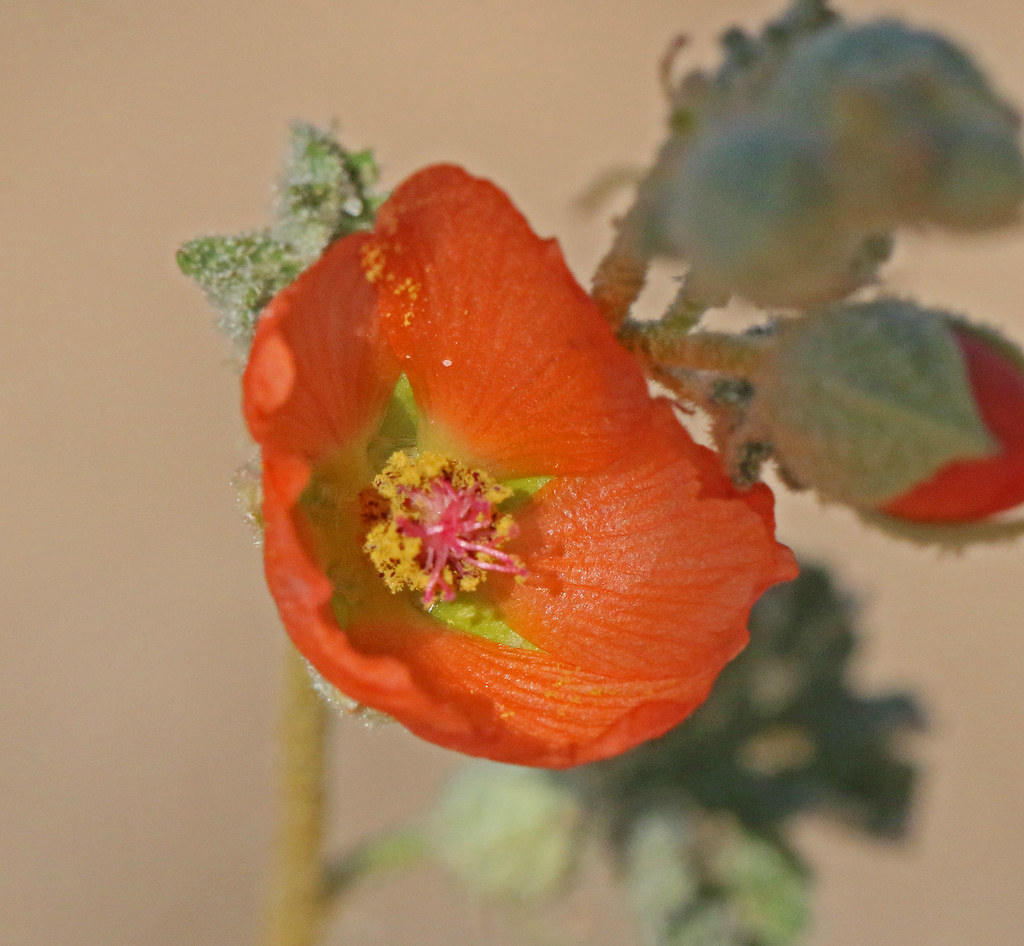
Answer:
[2, 0, 1022, 943]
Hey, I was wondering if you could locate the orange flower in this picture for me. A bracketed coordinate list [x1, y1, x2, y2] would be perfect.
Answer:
[243, 166, 796, 767]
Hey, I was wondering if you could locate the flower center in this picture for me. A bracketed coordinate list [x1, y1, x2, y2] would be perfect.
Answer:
[361, 451, 527, 607]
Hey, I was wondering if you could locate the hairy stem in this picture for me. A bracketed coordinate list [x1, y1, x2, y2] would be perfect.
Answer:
[263, 648, 330, 946]
[591, 204, 650, 330]
[621, 324, 769, 379]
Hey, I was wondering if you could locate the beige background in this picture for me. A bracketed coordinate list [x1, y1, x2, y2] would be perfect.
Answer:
[3, 1, 1023, 944]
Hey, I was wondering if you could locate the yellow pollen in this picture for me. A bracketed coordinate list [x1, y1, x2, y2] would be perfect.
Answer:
[360, 451, 525, 606]
[393, 277, 420, 300]
[360, 242, 385, 284]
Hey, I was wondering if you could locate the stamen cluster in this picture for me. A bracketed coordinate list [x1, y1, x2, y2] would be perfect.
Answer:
[361, 451, 527, 606]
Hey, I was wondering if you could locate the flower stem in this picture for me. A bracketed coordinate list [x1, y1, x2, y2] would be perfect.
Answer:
[591, 204, 650, 331]
[659, 277, 713, 334]
[263, 647, 329, 946]
[620, 324, 769, 379]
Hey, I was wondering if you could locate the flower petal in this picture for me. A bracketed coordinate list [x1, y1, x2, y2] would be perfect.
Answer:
[352, 629, 721, 768]
[366, 165, 653, 478]
[244, 233, 400, 463]
[497, 402, 798, 680]
[261, 449, 723, 767]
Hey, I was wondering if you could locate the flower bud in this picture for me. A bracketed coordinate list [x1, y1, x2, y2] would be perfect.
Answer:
[746, 300, 1024, 521]
[639, 120, 887, 307]
[769, 20, 1024, 230]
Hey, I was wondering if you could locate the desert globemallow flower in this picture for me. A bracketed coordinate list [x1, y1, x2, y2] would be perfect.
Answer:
[243, 165, 796, 768]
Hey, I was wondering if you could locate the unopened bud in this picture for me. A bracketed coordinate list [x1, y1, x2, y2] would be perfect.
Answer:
[770, 20, 1024, 230]
[640, 120, 884, 307]
[746, 300, 1019, 518]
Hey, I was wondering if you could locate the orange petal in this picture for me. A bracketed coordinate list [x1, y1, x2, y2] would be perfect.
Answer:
[348, 627, 721, 768]
[367, 165, 652, 478]
[262, 450, 720, 767]
[498, 402, 798, 680]
[261, 452, 479, 736]
[243, 233, 400, 463]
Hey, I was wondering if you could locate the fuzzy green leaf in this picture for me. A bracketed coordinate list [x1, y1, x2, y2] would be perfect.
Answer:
[427, 764, 584, 902]
[273, 122, 384, 260]
[623, 811, 701, 945]
[179, 124, 385, 351]
[706, 823, 810, 946]
[176, 233, 303, 349]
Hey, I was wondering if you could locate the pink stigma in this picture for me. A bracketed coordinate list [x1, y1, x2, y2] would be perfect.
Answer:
[394, 478, 527, 607]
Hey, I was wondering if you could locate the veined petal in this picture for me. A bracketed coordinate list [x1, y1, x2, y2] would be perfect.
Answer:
[346, 628, 722, 768]
[262, 449, 721, 767]
[497, 403, 798, 680]
[243, 233, 400, 464]
[365, 165, 652, 478]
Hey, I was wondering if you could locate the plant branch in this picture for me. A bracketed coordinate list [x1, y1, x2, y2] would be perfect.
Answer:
[263, 647, 330, 946]
[621, 324, 769, 379]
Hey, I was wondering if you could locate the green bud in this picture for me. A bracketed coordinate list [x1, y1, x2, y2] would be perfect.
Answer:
[640, 120, 885, 307]
[638, 10, 1021, 311]
[923, 119, 1024, 229]
[427, 763, 583, 902]
[746, 300, 995, 507]
[690, 0, 841, 126]
[770, 20, 1024, 230]
[772, 21, 1000, 124]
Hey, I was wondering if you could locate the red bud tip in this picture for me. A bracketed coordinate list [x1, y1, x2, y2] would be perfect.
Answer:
[882, 328, 1024, 522]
